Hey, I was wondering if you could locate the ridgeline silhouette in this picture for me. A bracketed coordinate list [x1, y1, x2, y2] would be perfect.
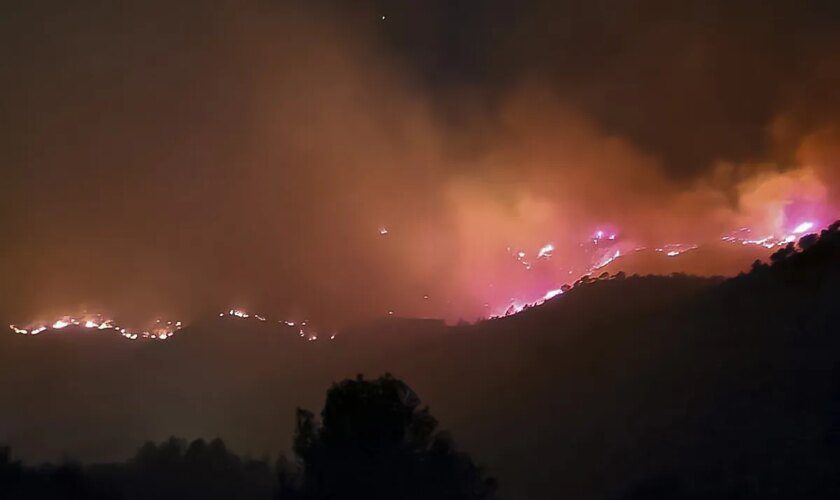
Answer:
[2, 221, 840, 499]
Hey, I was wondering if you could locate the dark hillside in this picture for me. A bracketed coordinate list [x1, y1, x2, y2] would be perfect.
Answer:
[2, 223, 839, 499]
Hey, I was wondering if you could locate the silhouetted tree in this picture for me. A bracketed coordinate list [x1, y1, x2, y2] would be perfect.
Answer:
[283, 374, 496, 500]
[111, 437, 274, 500]
[0, 447, 115, 500]
[0, 447, 22, 495]
[798, 233, 819, 251]
[770, 242, 796, 263]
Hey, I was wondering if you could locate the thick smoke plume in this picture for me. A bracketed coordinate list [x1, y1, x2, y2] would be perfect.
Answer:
[1, 0, 838, 326]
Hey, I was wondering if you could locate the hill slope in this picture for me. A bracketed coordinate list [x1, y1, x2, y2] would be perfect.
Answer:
[2, 223, 839, 499]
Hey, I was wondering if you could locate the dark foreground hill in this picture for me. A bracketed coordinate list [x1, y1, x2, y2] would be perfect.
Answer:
[2, 222, 840, 499]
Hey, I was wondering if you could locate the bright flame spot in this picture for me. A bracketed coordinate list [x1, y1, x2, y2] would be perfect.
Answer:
[52, 320, 68, 329]
[793, 221, 815, 234]
[537, 243, 554, 259]
[594, 250, 621, 270]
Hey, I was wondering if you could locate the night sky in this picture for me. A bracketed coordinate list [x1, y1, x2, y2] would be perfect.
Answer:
[2, 0, 839, 328]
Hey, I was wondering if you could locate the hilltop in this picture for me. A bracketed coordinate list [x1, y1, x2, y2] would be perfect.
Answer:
[2, 223, 839, 499]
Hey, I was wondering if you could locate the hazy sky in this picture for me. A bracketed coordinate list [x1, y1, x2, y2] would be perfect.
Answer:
[1, 0, 839, 326]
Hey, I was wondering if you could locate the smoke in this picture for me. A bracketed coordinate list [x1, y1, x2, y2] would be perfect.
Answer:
[1, 0, 838, 326]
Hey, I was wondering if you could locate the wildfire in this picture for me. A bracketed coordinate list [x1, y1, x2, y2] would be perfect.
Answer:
[7, 206, 836, 335]
[593, 249, 622, 270]
[8, 314, 184, 341]
[228, 309, 249, 319]
[508, 247, 532, 270]
[654, 244, 699, 258]
[9, 325, 28, 335]
[537, 243, 554, 259]
[9, 308, 333, 343]
[720, 219, 821, 250]
[220, 307, 329, 342]
[488, 216, 830, 319]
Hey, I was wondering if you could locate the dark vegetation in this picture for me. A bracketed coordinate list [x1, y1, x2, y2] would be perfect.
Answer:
[2, 221, 840, 499]
[1, 375, 494, 500]
[282, 374, 495, 500]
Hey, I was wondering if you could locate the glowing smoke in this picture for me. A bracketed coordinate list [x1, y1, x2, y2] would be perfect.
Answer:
[0, 1, 839, 328]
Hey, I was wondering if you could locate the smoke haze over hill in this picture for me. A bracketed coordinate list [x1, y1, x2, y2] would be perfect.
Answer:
[2, 0, 840, 326]
[3, 222, 840, 499]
